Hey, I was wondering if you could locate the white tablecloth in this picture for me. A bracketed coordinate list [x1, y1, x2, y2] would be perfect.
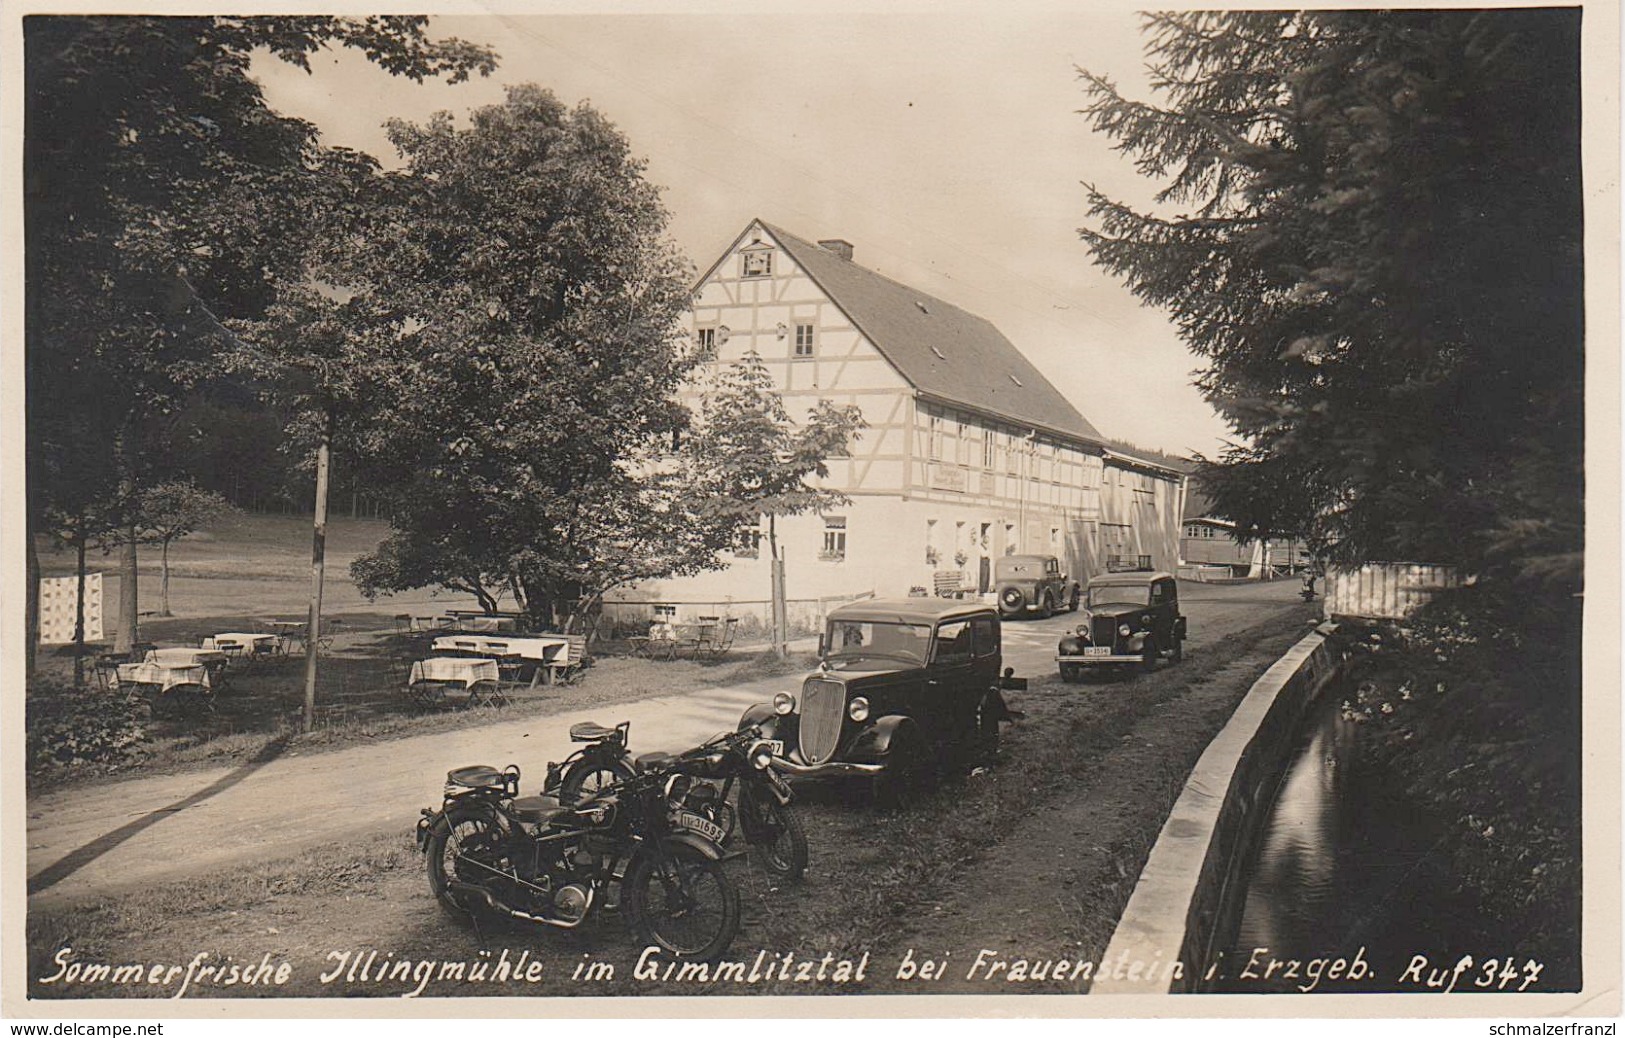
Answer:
[409, 657, 500, 686]
[205, 633, 279, 654]
[431, 635, 569, 663]
[146, 647, 230, 668]
[116, 661, 211, 692]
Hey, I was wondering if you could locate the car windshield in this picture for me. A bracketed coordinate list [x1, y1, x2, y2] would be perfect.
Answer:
[1087, 585, 1151, 610]
[825, 620, 932, 664]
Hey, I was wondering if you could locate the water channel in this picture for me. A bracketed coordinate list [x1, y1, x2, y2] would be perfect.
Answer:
[1210, 682, 1475, 994]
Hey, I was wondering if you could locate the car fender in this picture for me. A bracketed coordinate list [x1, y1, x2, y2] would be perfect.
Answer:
[739, 704, 797, 749]
[845, 715, 920, 764]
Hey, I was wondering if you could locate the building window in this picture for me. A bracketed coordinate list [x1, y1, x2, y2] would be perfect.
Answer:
[741, 248, 774, 278]
[793, 323, 815, 357]
[694, 326, 717, 359]
[982, 428, 994, 469]
[928, 413, 943, 461]
[820, 516, 847, 561]
[732, 524, 763, 558]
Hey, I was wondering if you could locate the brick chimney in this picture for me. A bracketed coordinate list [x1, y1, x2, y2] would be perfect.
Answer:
[818, 239, 854, 262]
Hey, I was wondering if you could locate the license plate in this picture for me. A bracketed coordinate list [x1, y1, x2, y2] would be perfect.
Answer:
[677, 812, 727, 843]
[760, 740, 784, 757]
[1083, 647, 1112, 657]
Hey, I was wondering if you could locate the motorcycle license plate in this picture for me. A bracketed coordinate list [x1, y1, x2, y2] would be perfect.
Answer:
[1083, 647, 1112, 657]
[677, 811, 727, 843]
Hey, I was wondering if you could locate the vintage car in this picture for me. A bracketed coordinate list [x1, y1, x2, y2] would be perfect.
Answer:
[740, 599, 1025, 799]
[994, 554, 1081, 619]
[1055, 571, 1187, 680]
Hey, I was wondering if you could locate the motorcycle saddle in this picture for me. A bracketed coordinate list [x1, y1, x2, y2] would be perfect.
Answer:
[569, 722, 621, 743]
[508, 795, 569, 825]
[634, 751, 675, 772]
[446, 765, 506, 789]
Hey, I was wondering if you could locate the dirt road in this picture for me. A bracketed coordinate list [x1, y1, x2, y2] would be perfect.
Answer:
[26, 579, 1304, 914]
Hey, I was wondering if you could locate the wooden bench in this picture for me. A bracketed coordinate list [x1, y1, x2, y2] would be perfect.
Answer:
[933, 570, 972, 598]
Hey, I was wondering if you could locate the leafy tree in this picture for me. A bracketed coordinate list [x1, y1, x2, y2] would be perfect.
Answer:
[685, 351, 865, 655]
[289, 85, 710, 631]
[131, 480, 238, 616]
[24, 16, 496, 668]
[1077, 10, 1583, 592]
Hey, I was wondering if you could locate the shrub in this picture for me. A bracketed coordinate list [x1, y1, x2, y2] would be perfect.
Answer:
[27, 678, 149, 771]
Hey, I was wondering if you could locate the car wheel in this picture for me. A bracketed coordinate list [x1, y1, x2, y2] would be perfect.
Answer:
[1068, 586, 1080, 612]
[1060, 662, 1082, 683]
[1039, 592, 1055, 619]
[1171, 635, 1184, 663]
[1141, 642, 1159, 672]
[874, 727, 930, 808]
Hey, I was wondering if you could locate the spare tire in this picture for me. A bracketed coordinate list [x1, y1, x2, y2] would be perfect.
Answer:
[999, 586, 1024, 614]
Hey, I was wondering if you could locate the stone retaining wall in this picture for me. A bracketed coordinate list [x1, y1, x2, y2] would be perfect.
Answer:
[1092, 621, 1346, 994]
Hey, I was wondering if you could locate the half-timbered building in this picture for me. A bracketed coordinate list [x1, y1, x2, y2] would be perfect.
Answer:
[609, 220, 1186, 626]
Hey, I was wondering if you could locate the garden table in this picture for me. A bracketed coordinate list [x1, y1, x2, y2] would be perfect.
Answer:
[204, 632, 279, 659]
[431, 634, 569, 685]
[407, 656, 504, 708]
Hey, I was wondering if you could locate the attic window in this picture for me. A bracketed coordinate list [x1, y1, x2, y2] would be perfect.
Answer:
[740, 239, 775, 278]
[930, 346, 946, 360]
[1008, 374, 1024, 387]
[915, 301, 930, 314]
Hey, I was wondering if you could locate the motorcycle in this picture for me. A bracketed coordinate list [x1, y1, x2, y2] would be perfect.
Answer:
[416, 754, 741, 961]
[549, 721, 809, 884]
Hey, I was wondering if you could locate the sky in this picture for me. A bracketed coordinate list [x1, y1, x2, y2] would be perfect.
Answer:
[251, 8, 1235, 458]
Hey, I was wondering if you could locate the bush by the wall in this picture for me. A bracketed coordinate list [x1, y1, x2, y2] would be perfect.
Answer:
[27, 678, 149, 771]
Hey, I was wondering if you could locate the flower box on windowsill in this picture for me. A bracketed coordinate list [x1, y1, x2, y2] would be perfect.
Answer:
[733, 548, 760, 559]
[817, 550, 846, 562]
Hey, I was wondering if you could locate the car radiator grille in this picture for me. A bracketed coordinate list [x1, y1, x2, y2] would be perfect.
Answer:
[800, 678, 845, 764]
[1092, 616, 1118, 646]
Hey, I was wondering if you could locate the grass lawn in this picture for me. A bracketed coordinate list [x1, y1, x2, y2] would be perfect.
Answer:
[29, 512, 815, 785]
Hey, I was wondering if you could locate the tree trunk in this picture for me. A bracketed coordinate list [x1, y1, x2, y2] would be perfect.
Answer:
[112, 426, 139, 655]
[25, 511, 39, 678]
[768, 514, 786, 659]
[73, 525, 87, 687]
[302, 420, 332, 734]
[160, 538, 172, 616]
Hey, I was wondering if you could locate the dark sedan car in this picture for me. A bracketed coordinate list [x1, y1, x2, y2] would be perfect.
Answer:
[1055, 571, 1187, 680]
[740, 599, 1025, 800]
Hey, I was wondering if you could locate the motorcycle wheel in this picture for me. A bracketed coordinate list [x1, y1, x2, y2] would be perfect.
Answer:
[559, 756, 634, 805]
[425, 807, 509, 921]
[625, 845, 740, 961]
[741, 787, 808, 882]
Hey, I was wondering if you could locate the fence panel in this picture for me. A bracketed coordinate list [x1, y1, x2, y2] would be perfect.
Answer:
[1324, 563, 1460, 621]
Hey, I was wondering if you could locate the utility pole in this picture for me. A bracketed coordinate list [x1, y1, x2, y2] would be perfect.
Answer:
[302, 417, 332, 733]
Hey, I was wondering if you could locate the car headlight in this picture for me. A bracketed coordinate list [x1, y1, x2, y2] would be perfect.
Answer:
[849, 696, 870, 722]
[773, 691, 796, 715]
[1119, 624, 1132, 637]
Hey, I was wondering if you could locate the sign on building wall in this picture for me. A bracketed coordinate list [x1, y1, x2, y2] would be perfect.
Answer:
[38, 573, 104, 644]
[930, 465, 967, 492]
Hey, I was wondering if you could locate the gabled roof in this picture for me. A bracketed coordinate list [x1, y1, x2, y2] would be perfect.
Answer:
[757, 222, 1106, 446]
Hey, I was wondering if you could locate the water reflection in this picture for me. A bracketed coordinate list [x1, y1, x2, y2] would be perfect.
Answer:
[1213, 695, 1454, 994]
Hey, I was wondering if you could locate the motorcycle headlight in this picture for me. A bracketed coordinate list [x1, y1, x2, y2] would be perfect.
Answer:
[750, 742, 776, 770]
[1119, 624, 1132, 637]
[773, 691, 796, 715]
[849, 696, 870, 722]
[663, 773, 692, 804]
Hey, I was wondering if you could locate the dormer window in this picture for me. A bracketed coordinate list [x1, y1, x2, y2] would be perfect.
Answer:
[740, 240, 775, 278]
